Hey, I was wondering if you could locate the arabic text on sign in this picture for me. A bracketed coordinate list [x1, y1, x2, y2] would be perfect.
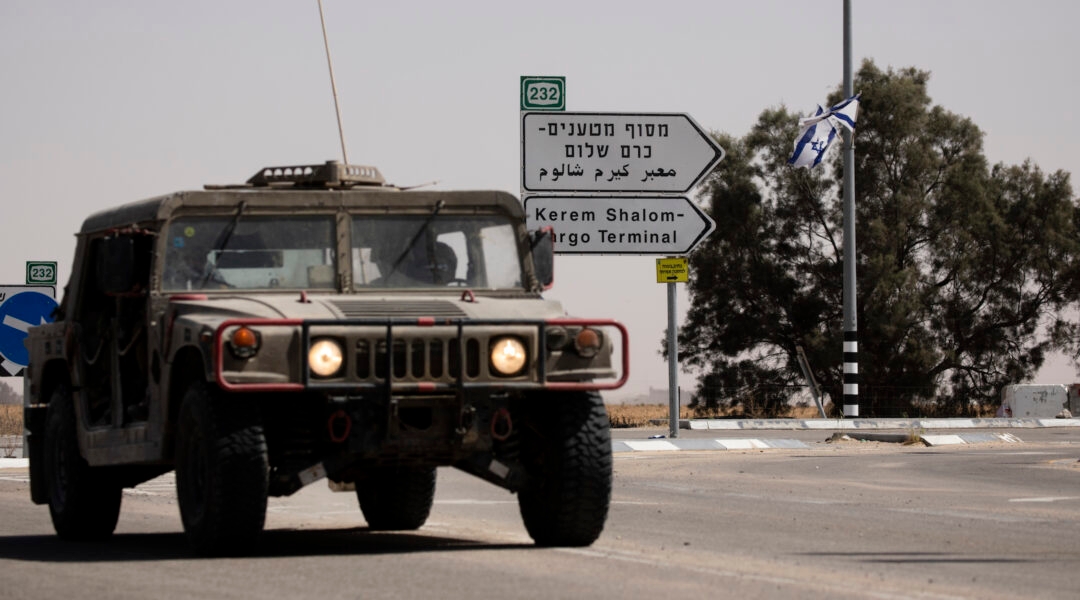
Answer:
[537, 163, 678, 183]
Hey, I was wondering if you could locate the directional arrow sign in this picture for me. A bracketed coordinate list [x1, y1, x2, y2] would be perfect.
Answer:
[522, 112, 724, 194]
[524, 196, 716, 255]
[0, 286, 57, 377]
[656, 257, 689, 283]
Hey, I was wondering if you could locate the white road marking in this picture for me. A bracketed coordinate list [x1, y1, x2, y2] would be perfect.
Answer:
[920, 434, 966, 446]
[435, 499, 516, 505]
[623, 440, 680, 451]
[1008, 496, 1080, 503]
[716, 439, 769, 450]
[266, 507, 359, 515]
[124, 489, 166, 497]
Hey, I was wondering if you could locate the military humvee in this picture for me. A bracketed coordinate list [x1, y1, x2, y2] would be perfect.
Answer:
[22, 161, 626, 554]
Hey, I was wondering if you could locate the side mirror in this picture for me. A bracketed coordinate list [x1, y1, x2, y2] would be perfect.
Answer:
[98, 236, 137, 295]
[530, 227, 554, 290]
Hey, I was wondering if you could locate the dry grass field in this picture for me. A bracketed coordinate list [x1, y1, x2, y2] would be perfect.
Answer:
[0, 405, 22, 458]
[606, 404, 691, 428]
[605, 403, 824, 428]
[0, 405, 19, 436]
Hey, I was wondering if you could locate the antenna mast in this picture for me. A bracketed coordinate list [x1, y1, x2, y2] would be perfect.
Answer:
[317, 0, 349, 165]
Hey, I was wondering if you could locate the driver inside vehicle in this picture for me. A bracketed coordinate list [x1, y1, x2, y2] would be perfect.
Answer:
[371, 240, 458, 287]
[164, 244, 210, 290]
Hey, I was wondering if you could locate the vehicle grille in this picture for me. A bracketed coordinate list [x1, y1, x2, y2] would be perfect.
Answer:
[355, 336, 482, 381]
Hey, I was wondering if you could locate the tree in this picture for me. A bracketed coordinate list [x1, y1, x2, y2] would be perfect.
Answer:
[0, 380, 20, 405]
[678, 60, 1080, 417]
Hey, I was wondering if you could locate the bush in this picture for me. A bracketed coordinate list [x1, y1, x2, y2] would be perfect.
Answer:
[0, 405, 22, 458]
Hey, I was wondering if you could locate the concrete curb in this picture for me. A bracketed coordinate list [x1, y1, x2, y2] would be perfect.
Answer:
[685, 418, 1080, 431]
[1, 421, 1042, 465]
[613, 439, 809, 452]
[612, 430, 1026, 453]
[830, 432, 1023, 447]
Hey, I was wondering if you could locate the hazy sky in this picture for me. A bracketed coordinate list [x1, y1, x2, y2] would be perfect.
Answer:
[2, 1, 1078, 396]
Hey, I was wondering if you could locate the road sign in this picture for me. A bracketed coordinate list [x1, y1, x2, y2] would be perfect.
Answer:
[656, 257, 689, 283]
[524, 196, 716, 255]
[26, 261, 57, 285]
[522, 112, 724, 193]
[0, 286, 57, 377]
[520, 76, 565, 111]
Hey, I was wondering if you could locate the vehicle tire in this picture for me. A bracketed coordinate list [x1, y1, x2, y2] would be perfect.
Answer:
[518, 391, 612, 547]
[44, 384, 123, 540]
[356, 466, 437, 531]
[175, 380, 268, 555]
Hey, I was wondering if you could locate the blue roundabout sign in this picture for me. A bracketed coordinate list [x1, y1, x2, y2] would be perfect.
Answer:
[0, 286, 58, 377]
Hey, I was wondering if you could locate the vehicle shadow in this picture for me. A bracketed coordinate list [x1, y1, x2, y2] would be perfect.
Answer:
[0, 527, 535, 562]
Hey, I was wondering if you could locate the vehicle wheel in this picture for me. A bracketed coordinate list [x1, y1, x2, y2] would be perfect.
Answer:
[44, 384, 122, 540]
[175, 380, 268, 555]
[357, 466, 437, 531]
[518, 391, 612, 547]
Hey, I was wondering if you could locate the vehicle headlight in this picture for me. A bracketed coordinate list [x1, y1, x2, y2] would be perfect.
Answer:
[309, 338, 344, 377]
[490, 337, 527, 376]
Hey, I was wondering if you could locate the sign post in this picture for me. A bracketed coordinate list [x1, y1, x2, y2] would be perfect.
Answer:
[519, 78, 724, 438]
[0, 286, 57, 377]
[657, 256, 690, 437]
[667, 275, 679, 438]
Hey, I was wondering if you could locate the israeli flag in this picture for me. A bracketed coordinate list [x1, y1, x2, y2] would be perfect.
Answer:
[788, 93, 861, 169]
[827, 93, 860, 133]
[788, 106, 837, 168]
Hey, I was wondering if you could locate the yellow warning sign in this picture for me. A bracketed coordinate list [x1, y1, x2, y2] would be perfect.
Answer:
[656, 257, 689, 283]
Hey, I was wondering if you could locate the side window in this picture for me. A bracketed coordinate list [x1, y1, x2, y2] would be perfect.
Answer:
[75, 232, 154, 426]
[77, 238, 110, 323]
[98, 234, 153, 294]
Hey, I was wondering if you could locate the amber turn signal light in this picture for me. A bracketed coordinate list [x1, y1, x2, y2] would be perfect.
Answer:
[229, 326, 260, 359]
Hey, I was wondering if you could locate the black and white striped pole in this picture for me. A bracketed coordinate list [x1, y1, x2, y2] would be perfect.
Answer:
[841, 0, 859, 418]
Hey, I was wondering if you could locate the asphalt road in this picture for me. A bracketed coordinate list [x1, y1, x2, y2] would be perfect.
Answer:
[1, 434, 1079, 599]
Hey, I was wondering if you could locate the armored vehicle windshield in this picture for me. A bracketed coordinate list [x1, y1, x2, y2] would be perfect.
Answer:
[161, 210, 527, 292]
[164, 214, 337, 291]
[351, 213, 523, 289]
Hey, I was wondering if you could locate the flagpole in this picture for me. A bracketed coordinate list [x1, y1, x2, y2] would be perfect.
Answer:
[841, 0, 859, 418]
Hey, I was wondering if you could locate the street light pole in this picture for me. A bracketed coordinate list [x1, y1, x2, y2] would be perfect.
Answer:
[842, 0, 859, 418]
